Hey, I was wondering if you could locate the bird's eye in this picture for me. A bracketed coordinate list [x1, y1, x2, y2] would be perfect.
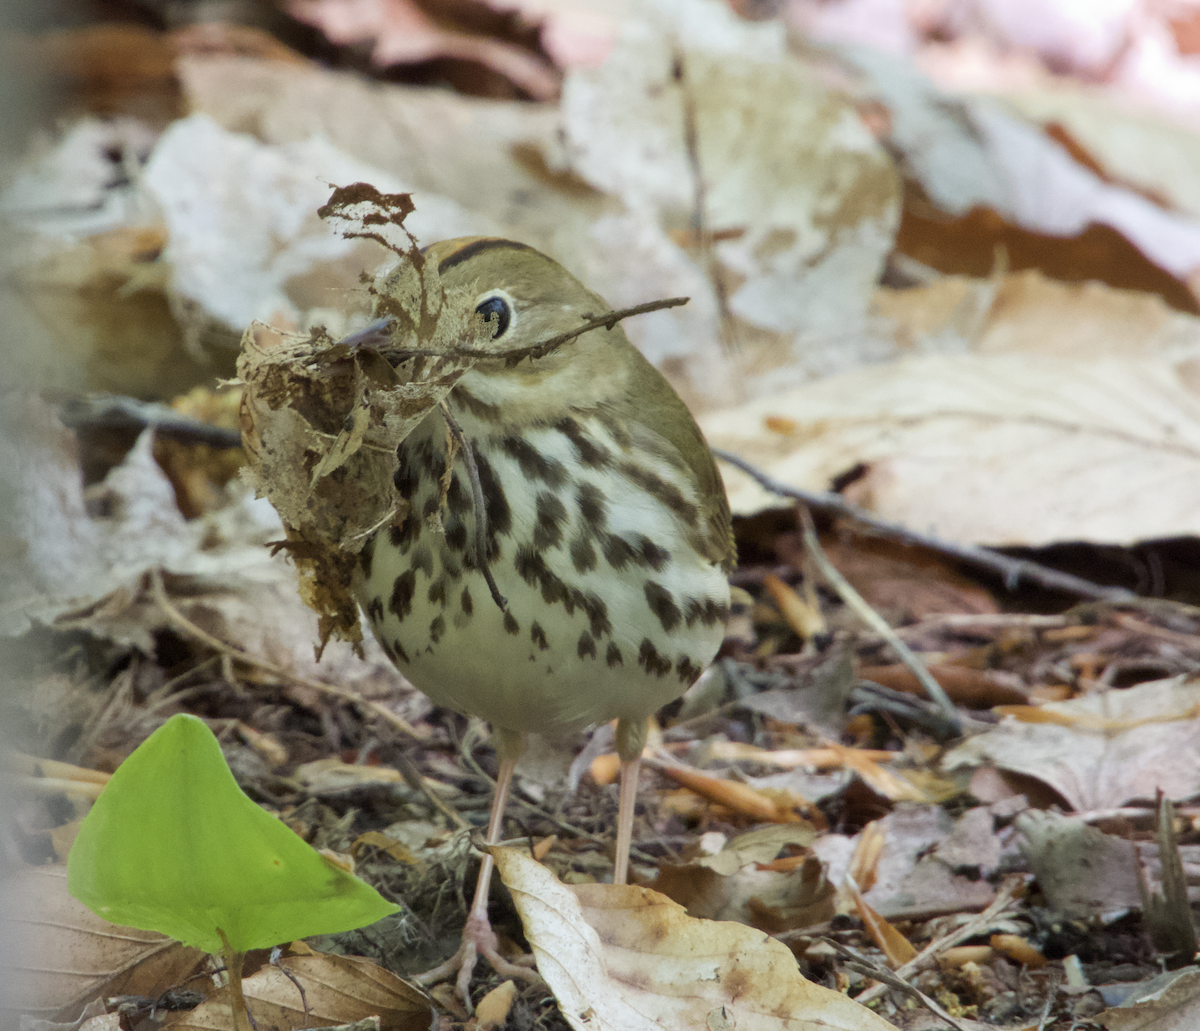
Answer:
[475, 295, 511, 338]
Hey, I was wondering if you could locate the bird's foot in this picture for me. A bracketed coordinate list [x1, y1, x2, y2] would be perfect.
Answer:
[413, 910, 540, 1008]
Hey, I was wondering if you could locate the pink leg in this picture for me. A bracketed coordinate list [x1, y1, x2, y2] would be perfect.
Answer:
[613, 755, 641, 885]
[414, 729, 539, 1006]
[613, 717, 649, 885]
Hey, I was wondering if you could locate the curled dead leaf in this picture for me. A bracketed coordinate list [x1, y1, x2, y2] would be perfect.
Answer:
[491, 845, 899, 1031]
[236, 185, 489, 649]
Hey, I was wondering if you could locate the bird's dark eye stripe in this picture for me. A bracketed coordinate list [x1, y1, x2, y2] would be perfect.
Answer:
[476, 295, 512, 338]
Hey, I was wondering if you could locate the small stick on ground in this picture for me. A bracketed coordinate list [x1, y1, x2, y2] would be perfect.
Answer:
[713, 448, 1133, 603]
[796, 506, 961, 735]
[850, 876, 1024, 1007]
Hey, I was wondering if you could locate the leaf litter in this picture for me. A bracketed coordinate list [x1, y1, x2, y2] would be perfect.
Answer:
[8, 2, 1200, 1030]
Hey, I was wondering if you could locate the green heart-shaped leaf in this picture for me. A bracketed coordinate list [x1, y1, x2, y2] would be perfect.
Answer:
[67, 713, 400, 953]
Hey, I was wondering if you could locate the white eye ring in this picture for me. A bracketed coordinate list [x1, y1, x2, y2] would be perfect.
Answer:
[474, 291, 515, 338]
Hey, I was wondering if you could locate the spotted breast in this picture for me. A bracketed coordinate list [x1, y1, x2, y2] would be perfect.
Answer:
[354, 237, 734, 742]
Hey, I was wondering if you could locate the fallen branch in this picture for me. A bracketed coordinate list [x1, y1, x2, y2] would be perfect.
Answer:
[712, 448, 1134, 603]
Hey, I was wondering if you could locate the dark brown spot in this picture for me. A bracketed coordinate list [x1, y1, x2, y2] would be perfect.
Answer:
[606, 642, 623, 667]
[437, 238, 535, 273]
[530, 621, 549, 651]
[619, 461, 697, 521]
[638, 638, 672, 677]
[389, 571, 416, 619]
[474, 453, 512, 539]
[366, 596, 384, 624]
[594, 411, 633, 451]
[452, 387, 502, 423]
[388, 515, 419, 549]
[503, 610, 520, 635]
[394, 639, 410, 663]
[555, 417, 611, 467]
[533, 492, 567, 551]
[603, 534, 636, 570]
[502, 435, 567, 487]
[429, 615, 445, 643]
[446, 474, 471, 516]
[411, 435, 445, 480]
[360, 536, 376, 579]
[411, 545, 434, 578]
[427, 578, 446, 607]
[379, 637, 396, 662]
[637, 536, 670, 571]
[461, 586, 473, 616]
[685, 597, 729, 628]
[445, 522, 468, 552]
[576, 590, 611, 638]
[577, 630, 596, 659]
[676, 656, 702, 684]
[393, 443, 419, 498]
[515, 546, 566, 606]
[644, 581, 681, 633]
[422, 494, 441, 518]
[577, 482, 608, 529]
[570, 534, 597, 573]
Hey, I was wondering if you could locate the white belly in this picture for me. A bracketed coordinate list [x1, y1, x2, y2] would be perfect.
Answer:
[354, 407, 729, 738]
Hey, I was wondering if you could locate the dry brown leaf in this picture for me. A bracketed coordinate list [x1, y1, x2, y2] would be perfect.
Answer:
[808, 532, 1000, 621]
[237, 184, 490, 646]
[1097, 967, 1200, 1030]
[563, 0, 899, 402]
[815, 807, 997, 921]
[474, 979, 518, 1030]
[849, 886, 917, 968]
[1014, 810, 1141, 918]
[651, 825, 833, 933]
[944, 677, 1200, 812]
[1003, 86, 1200, 221]
[285, 0, 561, 99]
[0, 866, 205, 1023]
[491, 845, 899, 1030]
[859, 664, 1027, 709]
[706, 341, 1200, 547]
[169, 951, 430, 1031]
[840, 47, 1200, 292]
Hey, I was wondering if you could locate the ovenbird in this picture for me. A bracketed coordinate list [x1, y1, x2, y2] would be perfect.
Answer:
[351, 238, 734, 994]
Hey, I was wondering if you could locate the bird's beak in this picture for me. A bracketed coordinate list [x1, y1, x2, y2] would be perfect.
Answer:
[336, 317, 395, 350]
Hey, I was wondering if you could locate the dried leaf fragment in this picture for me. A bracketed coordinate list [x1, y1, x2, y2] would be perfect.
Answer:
[237, 185, 491, 649]
[491, 845, 898, 1031]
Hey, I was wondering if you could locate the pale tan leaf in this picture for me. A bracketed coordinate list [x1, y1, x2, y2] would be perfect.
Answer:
[707, 350, 1200, 547]
[562, 0, 899, 391]
[1013, 811, 1141, 918]
[944, 677, 1200, 812]
[284, 0, 560, 100]
[491, 846, 898, 1030]
[169, 953, 430, 1031]
[1097, 968, 1200, 1031]
[0, 866, 204, 1022]
[1003, 87, 1200, 221]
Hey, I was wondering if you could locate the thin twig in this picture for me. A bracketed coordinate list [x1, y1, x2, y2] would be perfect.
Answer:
[797, 506, 961, 735]
[851, 876, 1024, 1006]
[713, 447, 1134, 603]
[379, 297, 689, 366]
[439, 401, 506, 610]
[827, 941, 973, 1031]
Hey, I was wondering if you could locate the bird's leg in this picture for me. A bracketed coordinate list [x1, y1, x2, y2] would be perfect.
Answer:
[414, 727, 540, 1005]
[613, 717, 650, 886]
